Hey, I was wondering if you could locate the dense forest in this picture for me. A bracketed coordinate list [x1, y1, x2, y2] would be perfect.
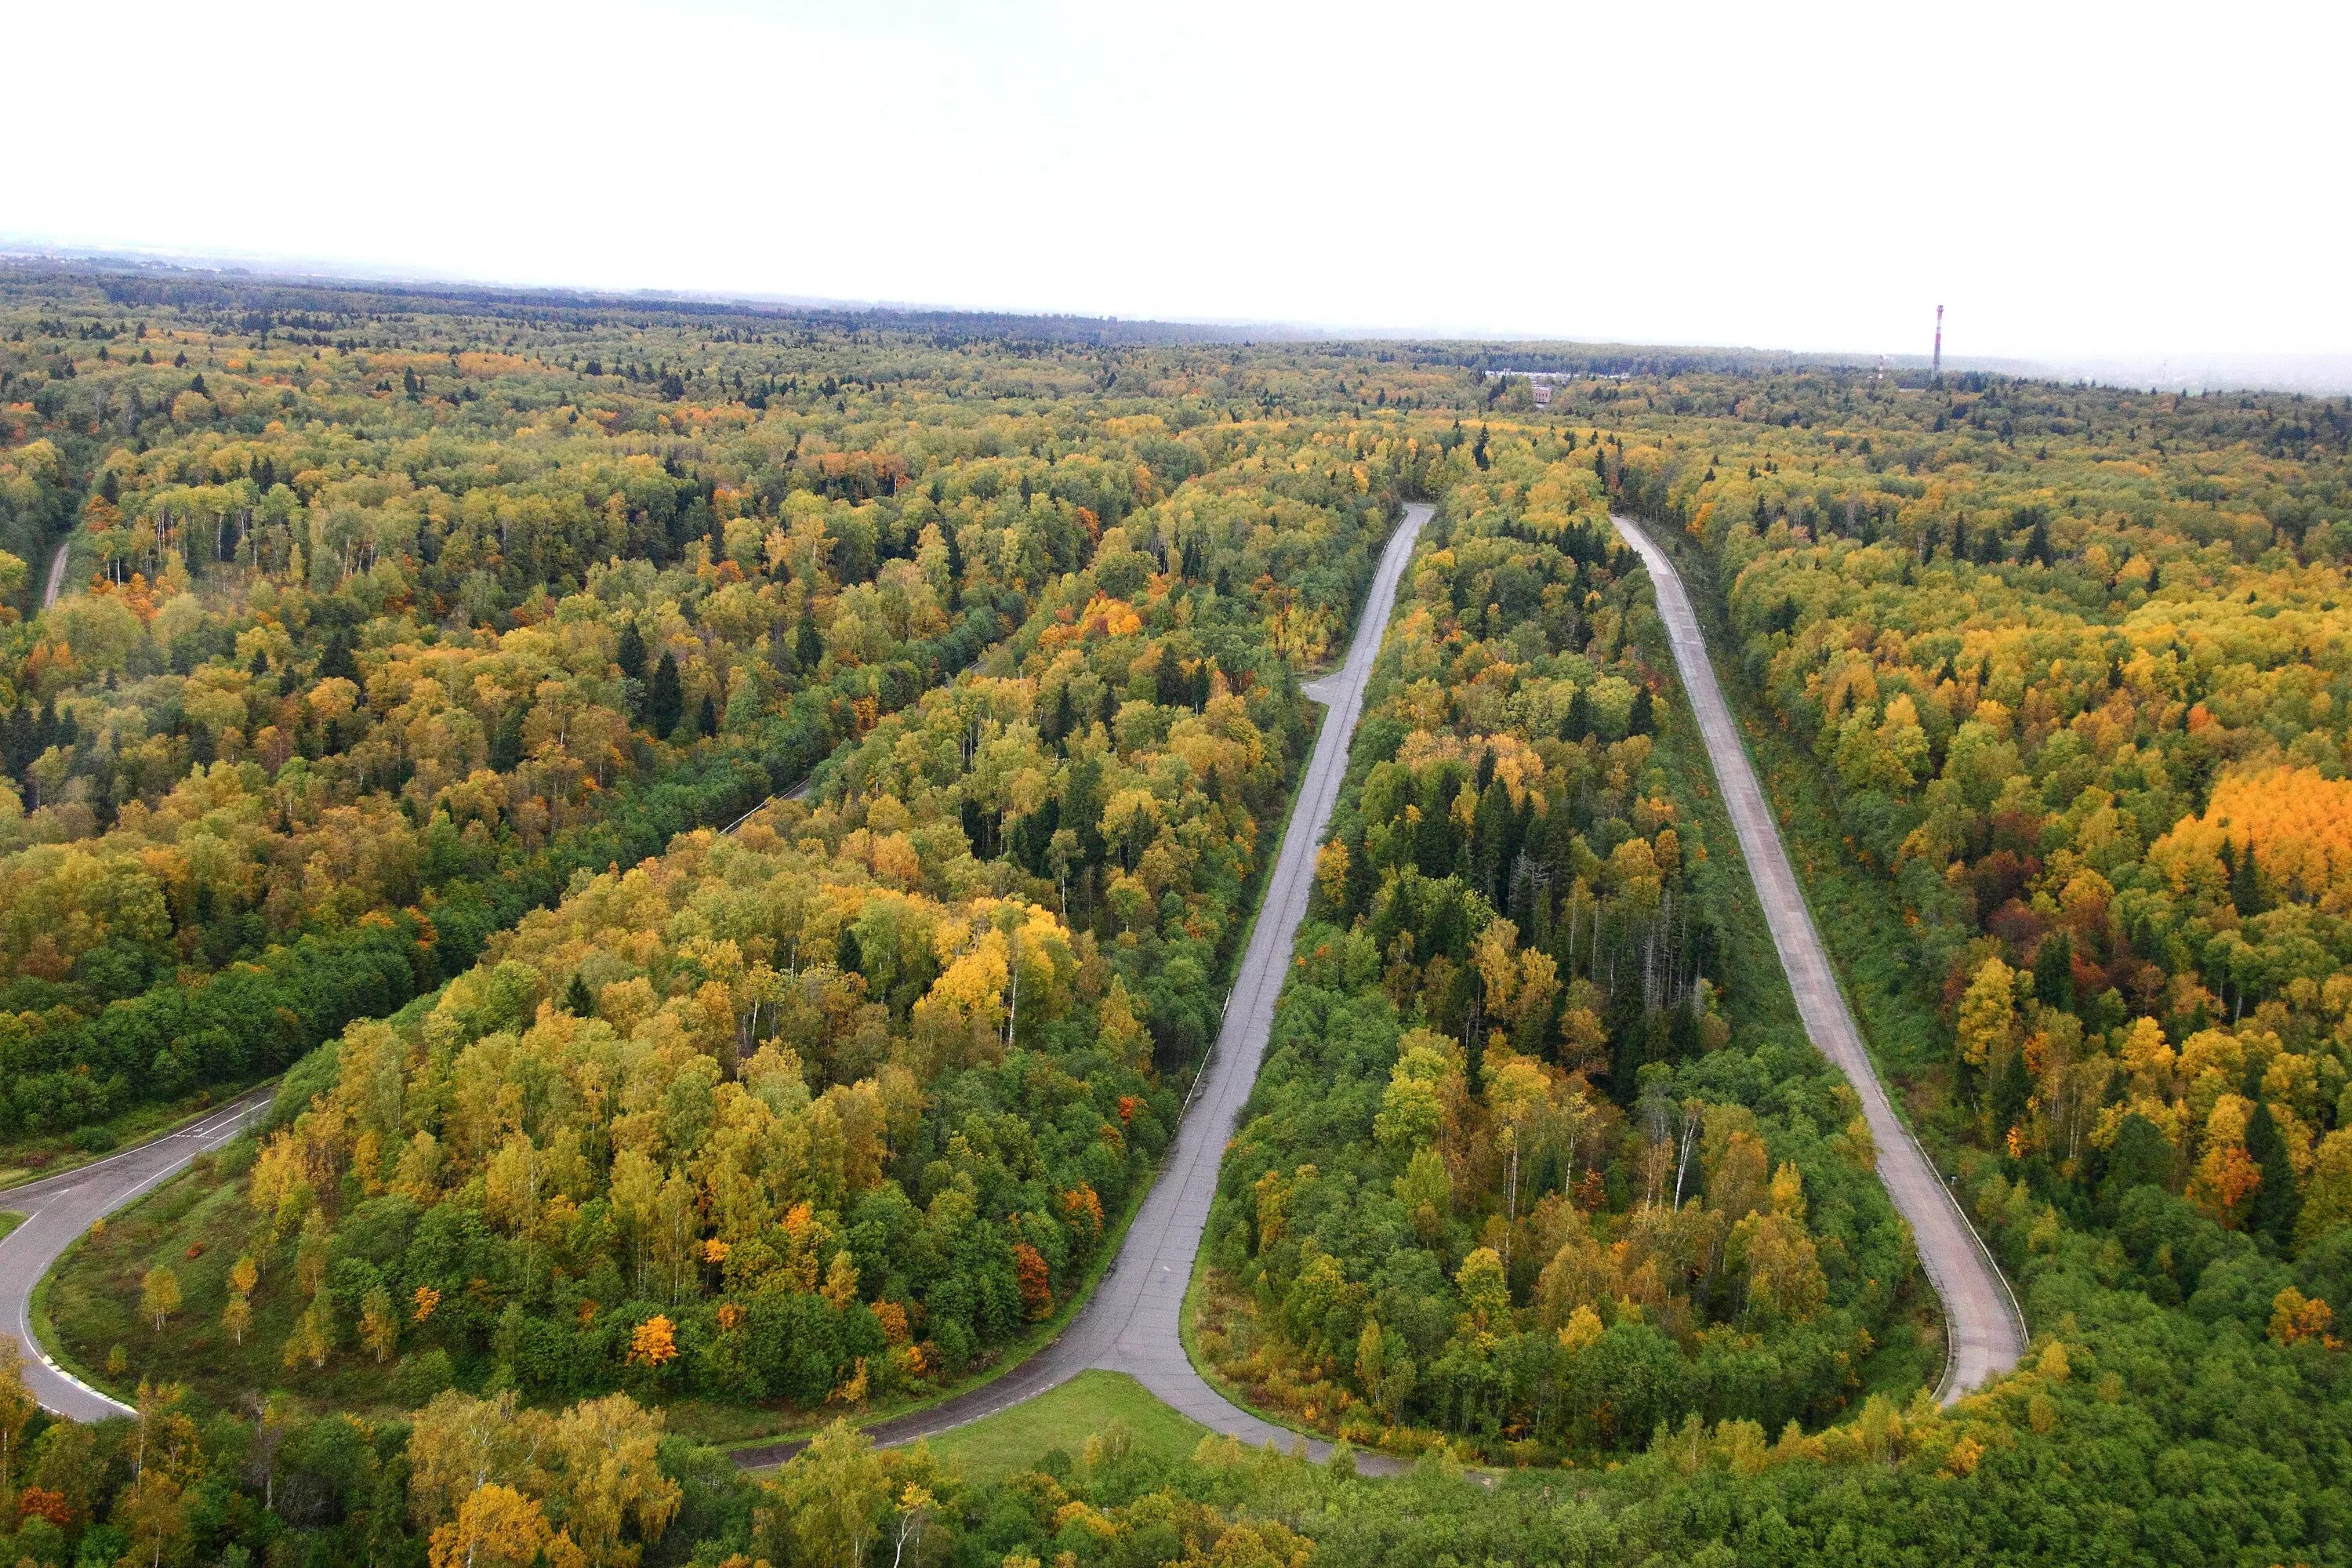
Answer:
[12, 258, 2352, 1563]
[1194, 434, 1928, 1458]
[0, 267, 1464, 1152]
[67, 405, 1414, 1425]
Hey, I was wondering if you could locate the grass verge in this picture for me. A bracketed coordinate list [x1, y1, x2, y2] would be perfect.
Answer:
[921, 1371, 1212, 1483]
[31, 1231, 107, 1393]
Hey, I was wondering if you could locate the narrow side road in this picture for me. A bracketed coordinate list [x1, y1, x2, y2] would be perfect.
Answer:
[42, 537, 71, 609]
[1611, 514, 2027, 1402]
[736, 502, 1433, 1472]
[1, 1086, 278, 1421]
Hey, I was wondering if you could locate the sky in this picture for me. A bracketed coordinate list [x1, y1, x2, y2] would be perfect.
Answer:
[11, 0, 2349, 364]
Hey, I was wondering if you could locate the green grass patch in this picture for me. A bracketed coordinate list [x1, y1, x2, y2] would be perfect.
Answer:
[0, 1210, 20, 1243]
[43, 1141, 350, 1410]
[921, 1371, 1211, 1483]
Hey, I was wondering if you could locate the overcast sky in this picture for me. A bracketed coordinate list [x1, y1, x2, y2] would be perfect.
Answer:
[12, 0, 2347, 361]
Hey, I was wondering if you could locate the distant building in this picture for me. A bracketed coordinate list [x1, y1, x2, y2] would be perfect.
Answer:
[1532, 383, 1552, 406]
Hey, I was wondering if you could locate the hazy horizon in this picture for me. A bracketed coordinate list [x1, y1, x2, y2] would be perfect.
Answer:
[13, 0, 2349, 374]
[18, 0, 2352, 371]
[14, 238, 2348, 396]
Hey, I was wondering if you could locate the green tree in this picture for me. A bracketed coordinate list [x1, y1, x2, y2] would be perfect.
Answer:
[648, 652, 683, 738]
[2246, 1102, 2299, 1242]
[0, 1340, 34, 1500]
[140, 1265, 180, 1331]
[757, 1421, 891, 1566]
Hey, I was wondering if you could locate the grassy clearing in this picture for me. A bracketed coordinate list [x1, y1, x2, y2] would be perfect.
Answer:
[39, 1139, 409, 1414]
[0, 1210, 20, 1243]
[920, 1371, 1211, 1483]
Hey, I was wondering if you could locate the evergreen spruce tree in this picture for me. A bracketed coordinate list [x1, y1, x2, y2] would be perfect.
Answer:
[490, 705, 527, 771]
[2247, 1101, 2300, 1241]
[2229, 836, 2266, 916]
[649, 651, 684, 738]
[2034, 933, 2075, 1011]
[1563, 685, 1593, 741]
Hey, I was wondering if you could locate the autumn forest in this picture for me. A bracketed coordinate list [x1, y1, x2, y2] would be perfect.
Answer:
[2, 258, 2350, 1566]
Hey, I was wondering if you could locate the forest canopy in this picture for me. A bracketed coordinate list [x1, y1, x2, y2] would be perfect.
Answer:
[9, 260, 2352, 1566]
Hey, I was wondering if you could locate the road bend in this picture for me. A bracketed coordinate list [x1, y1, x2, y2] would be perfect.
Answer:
[736, 503, 1433, 1473]
[1610, 514, 2027, 1403]
[9, 507, 1436, 1457]
[1, 1086, 278, 1421]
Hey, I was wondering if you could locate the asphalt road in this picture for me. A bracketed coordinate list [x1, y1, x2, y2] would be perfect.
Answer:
[42, 538, 71, 609]
[1610, 514, 2027, 1402]
[1, 1087, 278, 1421]
[10, 503, 2013, 1466]
[735, 502, 1434, 1472]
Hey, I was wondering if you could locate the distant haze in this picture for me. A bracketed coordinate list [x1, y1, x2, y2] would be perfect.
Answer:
[10, 0, 2347, 368]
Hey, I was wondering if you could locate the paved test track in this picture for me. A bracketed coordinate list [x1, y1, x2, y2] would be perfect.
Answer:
[736, 503, 1433, 1472]
[8, 503, 2016, 1459]
[1610, 514, 2027, 1402]
[0, 505, 1429, 1458]
[1, 1086, 278, 1421]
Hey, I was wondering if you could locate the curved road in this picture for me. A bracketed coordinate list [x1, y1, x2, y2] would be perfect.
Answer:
[10, 503, 2015, 1464]
[5, 506, 1428, 1455]
[739, 503, 1432, 1472]
[1610, 514, 2026, 1402]
[1, 1086, 278, 1421]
